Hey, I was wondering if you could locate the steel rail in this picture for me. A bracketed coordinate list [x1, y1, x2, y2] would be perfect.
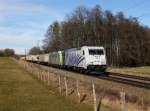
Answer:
[98, 76, 150, 89]
[109, 72, 150, 81]
[26, 62, 150, 90]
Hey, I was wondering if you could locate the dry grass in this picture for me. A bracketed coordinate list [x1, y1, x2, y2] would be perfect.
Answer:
[0, 57, 92, 111]
[30, 62, 150, 111]
[108, 66, 150, 75]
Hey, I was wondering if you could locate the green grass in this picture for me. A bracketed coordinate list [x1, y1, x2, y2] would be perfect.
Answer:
[108, 66, 150, 74]
[0, 57, 92, 111]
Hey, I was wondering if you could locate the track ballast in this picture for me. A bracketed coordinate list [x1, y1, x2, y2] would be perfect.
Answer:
[27, 61, 150, 90]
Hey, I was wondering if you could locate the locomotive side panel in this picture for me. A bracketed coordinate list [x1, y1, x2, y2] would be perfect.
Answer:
[64, 48, 85, 68]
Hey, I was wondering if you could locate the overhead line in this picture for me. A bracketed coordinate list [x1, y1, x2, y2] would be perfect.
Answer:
[137, 12, 150, 18]
[123, 0, 149, 12]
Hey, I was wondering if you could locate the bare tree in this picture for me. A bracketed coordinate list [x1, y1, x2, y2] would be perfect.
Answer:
[42, 5, 150, 67]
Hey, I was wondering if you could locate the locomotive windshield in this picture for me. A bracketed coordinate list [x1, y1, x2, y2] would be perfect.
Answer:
[89, 49, 104, 55]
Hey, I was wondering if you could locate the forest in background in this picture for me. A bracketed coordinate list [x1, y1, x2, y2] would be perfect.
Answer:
[34, 5, 150, 67]
[0, 48, 15, 57]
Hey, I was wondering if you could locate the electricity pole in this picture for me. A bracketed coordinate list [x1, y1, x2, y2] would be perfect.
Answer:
[37, 40, 40, 48]
[25, 48, 26, 60]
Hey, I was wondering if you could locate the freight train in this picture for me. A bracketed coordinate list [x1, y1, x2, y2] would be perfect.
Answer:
[22, 46, 107, 73]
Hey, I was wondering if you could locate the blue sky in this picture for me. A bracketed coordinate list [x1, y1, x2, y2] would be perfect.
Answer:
[0, 0, 150, 54]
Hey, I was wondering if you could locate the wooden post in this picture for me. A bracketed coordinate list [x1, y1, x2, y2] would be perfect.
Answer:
[64, 77, 68, 96]
[32, 68, 34, 75]
[58, 75, 61, 94]
[46, 72, 48, 83]
[120, 92, 126, 111]
[44, 71, 46, 82]
[42, 71, 45, 82]
[51, 73, 53, 85]
[44, 71, 47, 82]
[40, 70, 42, 80]
[33, 68, 35, 76]
[76, 79, 80, 103]
[35, 68, 38, 77]
[41, 71, 43, 81]
[48, 72, 50, 85]
[31, 68, 32, 74]
[142, 97, 144, 111]
[34, 68, 36, 76]
[92, 82, 97, 111]
[38, 69, 40, 79]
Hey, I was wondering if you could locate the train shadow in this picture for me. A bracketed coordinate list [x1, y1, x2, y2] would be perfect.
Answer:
[87, 71, 109, 77]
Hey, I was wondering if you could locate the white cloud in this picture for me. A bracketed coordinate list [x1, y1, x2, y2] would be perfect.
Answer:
[0, 0, 47, 14]
[0, 25, 45, 54]
[0, 0, 66, 54]
[0, 26, 37, 46]
[0, 0, 64, 23]
[0, 1, 48, 54]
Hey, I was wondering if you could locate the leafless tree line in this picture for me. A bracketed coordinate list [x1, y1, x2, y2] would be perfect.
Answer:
[42, 5, 150, 67]
[0, 48, 15, 57]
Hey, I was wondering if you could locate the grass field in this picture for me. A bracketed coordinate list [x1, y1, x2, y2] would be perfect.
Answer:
[108, 66, 150, 74]
[30, 60, 150, 111]
[0, 57, 92, 111]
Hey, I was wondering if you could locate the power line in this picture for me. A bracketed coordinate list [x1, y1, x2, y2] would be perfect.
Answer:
[123, 0, 149, 12]
[137, 12, 150, 18]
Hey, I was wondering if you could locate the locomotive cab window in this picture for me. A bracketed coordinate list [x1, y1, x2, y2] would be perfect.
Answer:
[89, 49, 104, 55]
[82, 50, 85, 55]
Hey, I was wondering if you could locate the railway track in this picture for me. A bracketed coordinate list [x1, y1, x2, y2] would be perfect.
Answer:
[85, 71, 150, 89]
[98, 74, 150, 89]
[28, 62, 150, 90]
[109, 72, 150, 81]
